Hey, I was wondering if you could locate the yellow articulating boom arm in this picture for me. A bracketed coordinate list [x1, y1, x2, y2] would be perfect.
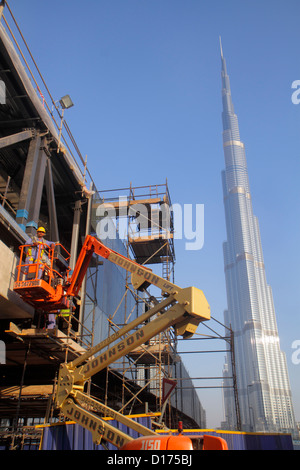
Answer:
[55, 236, 211, 448]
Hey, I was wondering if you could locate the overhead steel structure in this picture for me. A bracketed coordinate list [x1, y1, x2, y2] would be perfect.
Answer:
[0, 2, 99, 448]
[93, 182, 178, 423]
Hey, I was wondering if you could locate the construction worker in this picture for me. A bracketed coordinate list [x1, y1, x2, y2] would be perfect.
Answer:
[25, 227, 57, 329]
[56, 308, 72, 333]
[25, 227, 55, 280]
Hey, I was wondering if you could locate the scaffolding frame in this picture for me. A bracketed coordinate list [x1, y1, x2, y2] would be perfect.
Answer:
[91, 182, 241, 430]
[95, 182, 177, 427]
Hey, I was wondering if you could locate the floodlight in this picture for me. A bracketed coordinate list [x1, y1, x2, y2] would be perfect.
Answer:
[59, 95, 74, 110]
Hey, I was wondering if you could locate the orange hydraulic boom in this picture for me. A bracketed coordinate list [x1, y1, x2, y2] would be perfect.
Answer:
[14, 235, 180, 312]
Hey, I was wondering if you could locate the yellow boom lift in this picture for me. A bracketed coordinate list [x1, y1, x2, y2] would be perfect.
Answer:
[14, 235, 227, 450]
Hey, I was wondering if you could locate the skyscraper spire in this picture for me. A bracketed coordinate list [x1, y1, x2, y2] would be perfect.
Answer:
[219, 36, 223, 59]
[220, 44, 296, 436]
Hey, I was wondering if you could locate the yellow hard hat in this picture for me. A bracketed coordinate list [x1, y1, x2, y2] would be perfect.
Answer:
[37, 227, 46, 233]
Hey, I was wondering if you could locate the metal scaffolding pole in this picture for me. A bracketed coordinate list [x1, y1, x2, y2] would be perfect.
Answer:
[230, 328, 241, 431]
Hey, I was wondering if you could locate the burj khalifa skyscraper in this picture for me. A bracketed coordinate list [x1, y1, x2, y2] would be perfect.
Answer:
[220, 40, 296, 435]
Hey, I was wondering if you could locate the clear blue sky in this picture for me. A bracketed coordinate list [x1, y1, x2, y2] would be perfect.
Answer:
[7, 0, 300, 428]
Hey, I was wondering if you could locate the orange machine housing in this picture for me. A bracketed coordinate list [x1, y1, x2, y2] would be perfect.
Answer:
[120, 434, 228, 450]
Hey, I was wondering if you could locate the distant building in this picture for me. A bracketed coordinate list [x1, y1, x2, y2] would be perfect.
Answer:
[220, 41, 296, 436]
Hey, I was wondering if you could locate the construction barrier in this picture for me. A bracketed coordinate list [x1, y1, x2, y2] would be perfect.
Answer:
[40, 416, 152, 451]
[40, 421, 294, 450]
[158, 429, 294, 451]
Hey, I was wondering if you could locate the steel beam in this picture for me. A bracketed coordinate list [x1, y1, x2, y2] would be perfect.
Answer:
[16, 135, 48, 236]
[0, 129, 34, 149]
[26, 139, 47, 233]
[16, 134, 42, 231]
[45, 158, 59, 242]
[69, 200, 82, 271]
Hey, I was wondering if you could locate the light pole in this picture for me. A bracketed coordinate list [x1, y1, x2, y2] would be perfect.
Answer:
[57, 94, 74, 153]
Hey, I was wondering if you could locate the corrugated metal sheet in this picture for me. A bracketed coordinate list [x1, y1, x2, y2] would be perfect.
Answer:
[168, 430, 294, 451]
[41, 417, 152, 451]
[41, 422, 294, 450]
